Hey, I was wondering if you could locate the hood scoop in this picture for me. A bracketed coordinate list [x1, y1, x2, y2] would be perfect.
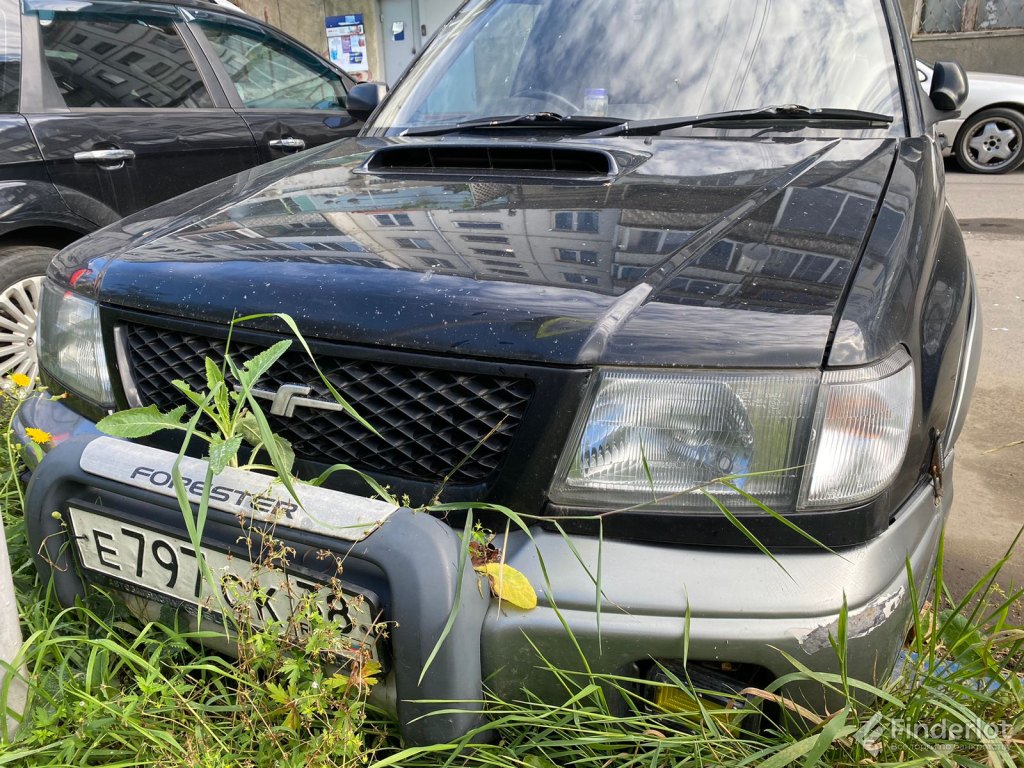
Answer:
[362, 143, 621, 178]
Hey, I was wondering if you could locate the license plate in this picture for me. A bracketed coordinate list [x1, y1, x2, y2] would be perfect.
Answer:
[67, 505, 379, 662]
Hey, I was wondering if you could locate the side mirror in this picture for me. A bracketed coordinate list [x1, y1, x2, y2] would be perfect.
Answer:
[929, 61, 968, 113]
[347, 82, 388, 122]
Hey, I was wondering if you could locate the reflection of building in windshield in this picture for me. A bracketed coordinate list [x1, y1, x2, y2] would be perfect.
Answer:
[39, 16, 211, 108]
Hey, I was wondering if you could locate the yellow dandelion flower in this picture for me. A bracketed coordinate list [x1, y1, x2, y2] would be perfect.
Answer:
[25, 428, 53, 445]
[9, 373, 32, 388]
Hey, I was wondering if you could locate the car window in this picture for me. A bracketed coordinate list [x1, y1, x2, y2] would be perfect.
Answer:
[375, 0, 905, 134]
[38, 13, 213, 109]
[195, 19, 347, 110]
[420, 1, 539, 118]
[0, 0, 20, 112]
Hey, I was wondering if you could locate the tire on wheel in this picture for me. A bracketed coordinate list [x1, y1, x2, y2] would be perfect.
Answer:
[955, 107, 1024, 174]
[0, 245, 57, 381]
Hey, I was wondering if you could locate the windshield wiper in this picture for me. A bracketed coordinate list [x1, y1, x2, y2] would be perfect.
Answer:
[579, 105, 894, 138]
[401, 112, 628, 137]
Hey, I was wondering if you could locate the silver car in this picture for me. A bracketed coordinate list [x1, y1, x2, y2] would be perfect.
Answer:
[918, 60, 1024, 174]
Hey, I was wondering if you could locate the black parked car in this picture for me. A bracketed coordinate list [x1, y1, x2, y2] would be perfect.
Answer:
[18, 0, 981, 747]
[0, 0, 363, 377]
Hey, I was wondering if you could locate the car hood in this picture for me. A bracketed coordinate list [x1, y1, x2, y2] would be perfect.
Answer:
[58, 135, 897, 369]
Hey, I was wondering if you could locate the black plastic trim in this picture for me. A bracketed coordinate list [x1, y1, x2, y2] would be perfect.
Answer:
[362, 143, 619, 178]
[542, 495, 897, 551]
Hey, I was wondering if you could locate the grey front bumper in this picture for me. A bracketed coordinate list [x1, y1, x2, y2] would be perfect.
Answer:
[16, 400, 490, 746]
[16, 394, 951, 741]
[486, 477, 948, 711]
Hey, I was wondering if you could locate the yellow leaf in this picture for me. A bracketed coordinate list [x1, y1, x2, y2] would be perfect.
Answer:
[25, 427, 53, 445]
[9, 373, 31, 388]
[474, 563, 538, 610]
[358, 659, 382, 688]
[345, 659, 381, 691]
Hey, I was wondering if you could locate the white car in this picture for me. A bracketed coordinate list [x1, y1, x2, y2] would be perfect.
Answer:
[918, 60, 1024, 174]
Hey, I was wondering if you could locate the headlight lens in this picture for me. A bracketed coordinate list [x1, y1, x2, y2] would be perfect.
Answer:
[38, 281, 114, 407]
[549, 369, 819, 512]
[550, 350, 915, 514]
[797, 349, 914, 508]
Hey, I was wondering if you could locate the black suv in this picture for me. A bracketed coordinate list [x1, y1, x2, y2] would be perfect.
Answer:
[18, 0, 982, 747]
[0, 0, 363, 377]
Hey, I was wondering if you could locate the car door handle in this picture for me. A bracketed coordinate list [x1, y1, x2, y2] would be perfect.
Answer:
[74, 149, 136, 163]
[268, 137, 306, 151]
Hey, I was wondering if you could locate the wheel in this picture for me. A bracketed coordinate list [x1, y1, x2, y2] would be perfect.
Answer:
[954, 107, 1024, 174]
[511, 89, 581, 114]
[0, 246, 57, 381]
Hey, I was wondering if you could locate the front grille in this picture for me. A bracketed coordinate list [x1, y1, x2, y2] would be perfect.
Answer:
[121, 324, 534, 484]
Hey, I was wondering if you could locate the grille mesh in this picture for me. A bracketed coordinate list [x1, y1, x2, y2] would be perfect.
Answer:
[122, 324, 533, 484]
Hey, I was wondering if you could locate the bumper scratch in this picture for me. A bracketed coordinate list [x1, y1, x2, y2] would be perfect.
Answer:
[793, 587, 906, 655]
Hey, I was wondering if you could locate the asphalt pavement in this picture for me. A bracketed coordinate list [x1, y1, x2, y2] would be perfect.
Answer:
[942, 166, 1024, 617]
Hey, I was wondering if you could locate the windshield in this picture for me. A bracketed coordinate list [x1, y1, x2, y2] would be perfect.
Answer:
[370, 0, 905, 135]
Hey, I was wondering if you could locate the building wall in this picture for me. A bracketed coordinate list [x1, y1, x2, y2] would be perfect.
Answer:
[237, 0, 1024, 88]
[899, 0, 1024, 76]
[235, 0, 386, 81]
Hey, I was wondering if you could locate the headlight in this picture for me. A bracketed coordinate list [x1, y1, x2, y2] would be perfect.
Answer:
[797, 349, 914, 508]
[550, 369, 819, 512]
[38, 281, 114, 407]
[550, 349, 915, 514]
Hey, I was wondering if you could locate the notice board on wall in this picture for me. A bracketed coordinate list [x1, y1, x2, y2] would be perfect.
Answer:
[326, 15, 369, 77]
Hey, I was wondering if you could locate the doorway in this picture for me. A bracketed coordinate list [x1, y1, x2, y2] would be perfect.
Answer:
[381, 0, 418, 84]
[380, 0, 463, 84]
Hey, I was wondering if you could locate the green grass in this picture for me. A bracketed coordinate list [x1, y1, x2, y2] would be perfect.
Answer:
[0, 388, 389, 767]
[1, 382, 1022, 767]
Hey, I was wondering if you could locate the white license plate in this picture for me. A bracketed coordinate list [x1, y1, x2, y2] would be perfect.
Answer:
[68, 505, 379, 662]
